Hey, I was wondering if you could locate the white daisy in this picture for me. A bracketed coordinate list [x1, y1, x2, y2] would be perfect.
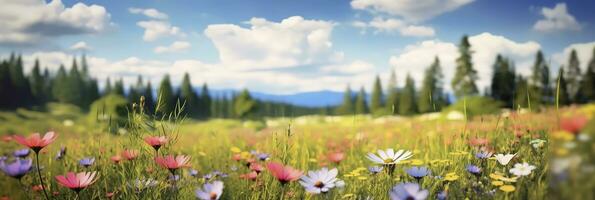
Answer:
[493, 153, 515, 166]
[366, 149, 413, 165]
[299, 168, 345, 194]
[195, 181, 224, 200]
[509, 162, 536, 177]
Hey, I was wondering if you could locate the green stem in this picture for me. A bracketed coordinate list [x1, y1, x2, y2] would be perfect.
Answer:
[35, 152, 51, 200]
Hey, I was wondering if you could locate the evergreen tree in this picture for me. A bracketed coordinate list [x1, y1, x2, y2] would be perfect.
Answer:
[385, 70, 399, 114]
[418, 56, 445, 113]
[370, 75, 384, 114]
[452, 35, 479, 98]
[143, 81, 155, 113]
[86, 79, 100, 106]
[29, 59, 47, 105]
[200, 83, 212, 118]
[234, 89, 257, 119]
[514, 75, 529, 109]
[157, 75, 176, 114]
[113, 79, 125, 96]
[491, 55, 516, 107]
[577, 47, 595, 103]
[565, 49, 581, 102]
[336, 86, 354, 115]
[556, 68, 570, 106]
[104, 78, 112, 95]
[529, 51, 552, 105]
[179, 73, 199, 118]
[128, 76, 144, 103]
[65, 59, 85, 107]
[52, 65, 69, 103]
[355, 87, 368, 114]
[399, 74, 417, 115]
[0, 61, 12, 109]
[9, 54, 32, 107]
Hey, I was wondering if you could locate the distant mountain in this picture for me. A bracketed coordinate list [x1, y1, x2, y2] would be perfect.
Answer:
[205, 89, 344, 107]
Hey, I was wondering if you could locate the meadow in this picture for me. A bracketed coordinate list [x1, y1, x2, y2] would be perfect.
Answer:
[0, 104, 594, 200]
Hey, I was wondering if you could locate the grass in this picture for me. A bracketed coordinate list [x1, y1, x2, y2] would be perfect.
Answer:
[0, 104, 594, 199]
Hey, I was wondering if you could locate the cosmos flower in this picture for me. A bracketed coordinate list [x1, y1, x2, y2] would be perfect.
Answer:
[144, 136, 167, 151]
[300, 168, 345, 194]
[79, 157, 95, 168]
[560, 116, 588, 134]
[366, 149, 412, 165]
[121, 149, 139, 160]
[0, 158, 33, 179]
[189, 169, 199, 177]
[466, 165, 481, 176]
[249, 163, 264, 173]
[327, 152, 345, 164]
[55, 171, 98, 192]
[474, 151, 493, 159]
[13, 149, 30, 158]
[155, 155, 191, 172]
[55, 146, 66, 160]
[13, 131, 57, 152]
[437, 190, 447, 200]
[368, 166, 383, 174]
[195, 181, 224, 200]
[266, 162, 302, 184]
[493, 154, 515, 166]
[509, 163, 536, 177]
[240, 171, 258, 181]
[111, 155, 122, 164]
[389, 182, 429, 200]
[406, 166, 431, 180]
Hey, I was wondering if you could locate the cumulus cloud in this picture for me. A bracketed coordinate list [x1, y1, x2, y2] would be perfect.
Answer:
[70, 41, 91, 51]
[137, 20, 185, 41]
[351, 0, 474, 22]
[533, 3, 581, 33]
[204, 16, 344, 69]
[0, 0, 111, 45]
[154, 41, 191, 54]
[353, 17, 435, 37]
[389, 33, 541, 91]
[129, 7, 168, 20]
[321, 60, 376, 74]
[552, 42, 595, 72]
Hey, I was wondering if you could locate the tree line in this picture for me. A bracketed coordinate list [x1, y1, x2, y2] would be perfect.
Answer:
[335, 36, 595, 116]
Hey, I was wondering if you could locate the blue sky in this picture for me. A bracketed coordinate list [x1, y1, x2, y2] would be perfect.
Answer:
[1, 0, 594, 94]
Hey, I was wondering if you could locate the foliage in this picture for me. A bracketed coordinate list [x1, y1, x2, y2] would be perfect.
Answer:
[444, 96, 503, 118]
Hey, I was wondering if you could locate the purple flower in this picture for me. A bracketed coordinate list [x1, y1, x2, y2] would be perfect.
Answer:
[257, 153, 270, 161]
[0, 158, 33, 179]
[55, 146, 66, 160]
[437, 190, 447, 200]
[406, 166, 430, 180]
[466, 164, 481, 176]
[389, 182, 429, 200]
[189, 169, 199, 177]
[474, 151, 493, 159]
[79, 157, 95, 167]
[368, 166, 383, 174]
[13, 149, 30, 158]
[169, 174, 180, 181]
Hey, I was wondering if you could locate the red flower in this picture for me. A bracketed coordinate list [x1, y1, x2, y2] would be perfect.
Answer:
[111, 155, 122, 164]
[266, 162, 302, 184]
[240, 171, 258, 181]
[327, 152, 345, 164]
[2, 135, 12, 143]
[155, 155, 191, 171]
[232, 154, 242, 161]
[250, 163, 264, 173]
[468, 137, 488, 146]
[560, 116, 588, 134]
[144, 136, 167, 151]
[13, 132, 57, 152]
[55, 172, 98, 192]
[121, 149, 139, 160]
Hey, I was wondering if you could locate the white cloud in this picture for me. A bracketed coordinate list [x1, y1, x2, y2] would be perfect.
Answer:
[351, 0, 474, 22]
[552, 42, 595, 72]
[204, 16, 343, 69]
[154, 41, 191, 54]
[389, 32, 541, 91]
[533, 3, 581, 33]
[129, 7, 168, 20]
[321, 60, 376, 74]
[0, 0, 111, 45]
[137, 20, 185, 41]
[353, 17, 435, 37]
[70, 41, 91, 51]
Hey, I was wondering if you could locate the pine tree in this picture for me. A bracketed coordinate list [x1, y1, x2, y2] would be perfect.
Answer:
[529, 51, 552, 105]
[399, 74, 417, 115]
[491, 55, 516, 107]
[234, 89, 257, 119]
[0, 61, 12, 109]
[514, 75, 529, 109]
[143, 81, 155, 113]
[200, 83, 212, 118]
[29, 59, 46, 105]
[452, 35, 479, 98]
[385, 70, 399, 114]
[370, 75, 384, 114]
[418, 56, 445, 113]
[65, 59, 85, 106]
[355, 87, 368, 114]
[179, 73, 199, 118]
[565, 49, 581, 102]
[86, 79, 100, 105]
[104, 78, 113, 95]
[113, 79, 125, 96]
[128, 76, 144, 103]
[578, 47, 595, 102]
[556, 68, 570, 106]
[52, 65, 69, 103]
[157, 75, 176, 114]
[336, 86, 354, 115]
[9, 54, 32, 107]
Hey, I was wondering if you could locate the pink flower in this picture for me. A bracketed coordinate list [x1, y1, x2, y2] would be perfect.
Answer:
[240, 171, 258, 181]
[327, 152, 345, 164]
[155, 155, 191, 172]
[560, 116, 588, 134]
[121, 149, 139, 160]
[266, 162, 302, 184]
[250, 163, 264, 173]
[13, 132, 57, 152]
[110, 155, 122, 164]
[55, 172, 98, 192]
[144, 136, 167, 151]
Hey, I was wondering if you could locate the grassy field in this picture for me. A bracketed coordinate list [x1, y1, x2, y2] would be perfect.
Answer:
[0, 104, 594, 199]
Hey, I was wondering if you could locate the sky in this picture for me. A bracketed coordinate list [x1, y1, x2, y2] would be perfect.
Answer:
[0, 0, 594, 94]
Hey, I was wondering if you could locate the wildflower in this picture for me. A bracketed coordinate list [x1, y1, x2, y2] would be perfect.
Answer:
[249, 163, 264, 173]
[155, 155, 191, 173]
[560, 116, 588, 134]
[327, 152, 345, 164]
[232, 154, 242, 161]
[79, 157, 95, 168]
[437, 190, 447, 200]
[299, 168, 345, 194]
[491, 181, 503, 186]
[55, 146, 66, 160]
[240, 171, 258, 181]
[466, 165, 481, 176]
[13, 149, 30, 158]
[266, 162, 302, 184]
[144, 136, 167, 151]
[256, 153, 270, 161]
[13, 131, 57, 152]
[368, 166, 383, 174]
[230, 147, 241, 153]
[389, 182, 429, 200]
[493, 154, 515, 166]
[55, 171, 99, 192]
[121, 149, 139, 160]
[189, 169, 199, 177]
[474, 151, 493, 159]
[530, 139, 546, 149]
[2, 135, 12, 142]
[366, 149, 413, 165]
[406, 166, 430, 180]
[509, 162, 536, 177]
[444, 172, 459, 181]
[111, 155, 122, 164]
[499, 185, 515, 193]
[468, 137, 488, 146]
[129, 178, 158, 193]
[0, 158, 32, 179]
[169, 174, 180, 181]
[195, 181, 224, 200]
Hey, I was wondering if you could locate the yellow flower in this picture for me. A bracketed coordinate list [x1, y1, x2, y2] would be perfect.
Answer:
[499, 185, 515, 192]
[491, 181, 504, 186]
[489, 173, 504, 180]
[230, 147, 241, 153]
[498, 176, 518, 183]
[410, 159, 424, 166]
[444, 172, 459, 181]
[240, 152, 252, 159]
